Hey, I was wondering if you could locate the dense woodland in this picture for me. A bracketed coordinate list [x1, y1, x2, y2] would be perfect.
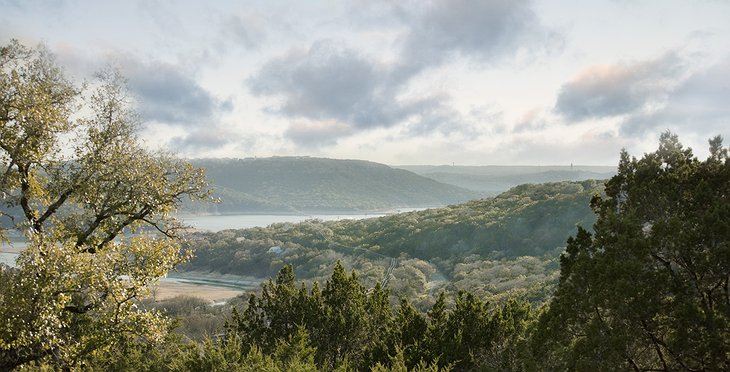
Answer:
[190, 157, 478, 213]
[2, 41, 729, 371]
[183, 180, 602, 308]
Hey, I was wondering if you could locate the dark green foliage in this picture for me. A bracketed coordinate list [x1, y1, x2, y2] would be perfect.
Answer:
[226, 264, 537, 371]
[534, 133, 730, 370]
[392, 298, 428, 367]
[319, 262, 370, 368]
[364, 283, 394, 367]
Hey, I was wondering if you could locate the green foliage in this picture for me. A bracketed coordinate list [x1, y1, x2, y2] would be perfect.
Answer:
[534, 133, 730, 370]
[183, 180, 601, 306]
[227, 264, 537, 371]
[370, 346, 450, 372]
[0, 41, 210, 369]
[191, 157, 478, 213]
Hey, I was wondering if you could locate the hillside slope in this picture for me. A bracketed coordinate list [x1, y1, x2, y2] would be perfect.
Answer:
[184, 180, 604, 304]
[191, 157, 479, 213]
[397, 165, 615, 195]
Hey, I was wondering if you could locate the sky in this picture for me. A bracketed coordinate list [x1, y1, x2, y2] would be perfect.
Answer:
[1, 0, 729, 166]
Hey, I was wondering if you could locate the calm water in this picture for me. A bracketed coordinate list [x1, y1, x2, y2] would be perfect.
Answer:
[184, 213, 389, 231]
[0, 251, 17, 266]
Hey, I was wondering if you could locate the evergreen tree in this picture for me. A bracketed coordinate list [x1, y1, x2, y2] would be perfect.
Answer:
[423, 291, 449, 366]
[392, 298, 428, 368]
[319, 261, 370, 369]
[364, 283, 395, 368]
[441, 291, 494, 370]
[534, 133, 730, 370]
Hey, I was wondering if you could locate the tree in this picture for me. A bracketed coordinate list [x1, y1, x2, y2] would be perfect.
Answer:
[318, 261, 369, 368]
[533, 132, 730, 370]
[364, 282, 394, 367]
[0, 40, 210, 369]
[439, 291, 494, 370]
[391, 297, 428, 368]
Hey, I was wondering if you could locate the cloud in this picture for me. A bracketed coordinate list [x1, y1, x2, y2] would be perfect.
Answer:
[249, 41, 447, 129]
[249, 41, 385, 126]
[116, 56, 230, 126]
[222, 13, 266, 50]
[168, 126, 237, 152]
[284, 120, 355, 147]
[247, 0, 558, 147]
[400, 0, 557, 72]
[555, 53, 684, 122]
[621, 58, 730, 135]
[513, 109, 548, 133]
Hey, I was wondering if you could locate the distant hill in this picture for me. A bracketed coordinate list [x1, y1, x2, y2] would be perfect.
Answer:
[189, 157, 479, 213]
[396, 165, 616, 195]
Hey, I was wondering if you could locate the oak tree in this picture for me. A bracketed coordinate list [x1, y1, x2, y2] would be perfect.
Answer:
[0, 41, 210, 369]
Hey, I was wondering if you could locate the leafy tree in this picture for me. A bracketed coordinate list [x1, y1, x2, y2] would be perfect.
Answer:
[0, 41, 210, 369]
[534, 132, 730, 370]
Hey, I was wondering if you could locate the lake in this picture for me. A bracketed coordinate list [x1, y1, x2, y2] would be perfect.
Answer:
[184, 212, 388, 231]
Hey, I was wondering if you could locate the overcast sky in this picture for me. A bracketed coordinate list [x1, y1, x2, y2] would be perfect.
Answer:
[2, 0, 729, 165]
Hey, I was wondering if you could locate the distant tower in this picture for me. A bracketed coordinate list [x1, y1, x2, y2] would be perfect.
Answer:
[571, 163, 573, 170]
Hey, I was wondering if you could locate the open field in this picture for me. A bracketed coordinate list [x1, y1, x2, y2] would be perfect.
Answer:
[149, 281, 244, 303]
[149, 271, 263, 303]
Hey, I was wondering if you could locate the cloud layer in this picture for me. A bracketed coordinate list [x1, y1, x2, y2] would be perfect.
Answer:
[119, 57, 230, 127]
[555, 53, 684, 121]
[621, 58, 730, 135]
[248, 0, 556, 146]
[401, 0, 552, 68]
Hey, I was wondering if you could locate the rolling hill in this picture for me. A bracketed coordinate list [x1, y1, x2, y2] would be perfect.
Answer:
[397, 165, 615, 195]
[189, 157, 479, 213]
[183, 180, 605, 304]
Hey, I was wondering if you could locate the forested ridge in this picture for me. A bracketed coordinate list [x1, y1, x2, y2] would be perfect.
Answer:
[189, 157, 479, 213]
[183, 180, 602, 307]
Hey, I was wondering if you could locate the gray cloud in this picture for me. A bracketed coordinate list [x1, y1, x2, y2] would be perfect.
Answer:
[222, 14, 266, 50]
[621, 59, 730, 136]
[249, 41, 387, 127]
[555, 53, 684, 122]
[248, 0, 557, 146]
[284, 121, 355, 147]
[401, 0, 556, 73]
[117, 56, 230, 126]
[249, 41, 447, 131]
[168, 126, 237, 152]
[249, 41, 472, 146]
